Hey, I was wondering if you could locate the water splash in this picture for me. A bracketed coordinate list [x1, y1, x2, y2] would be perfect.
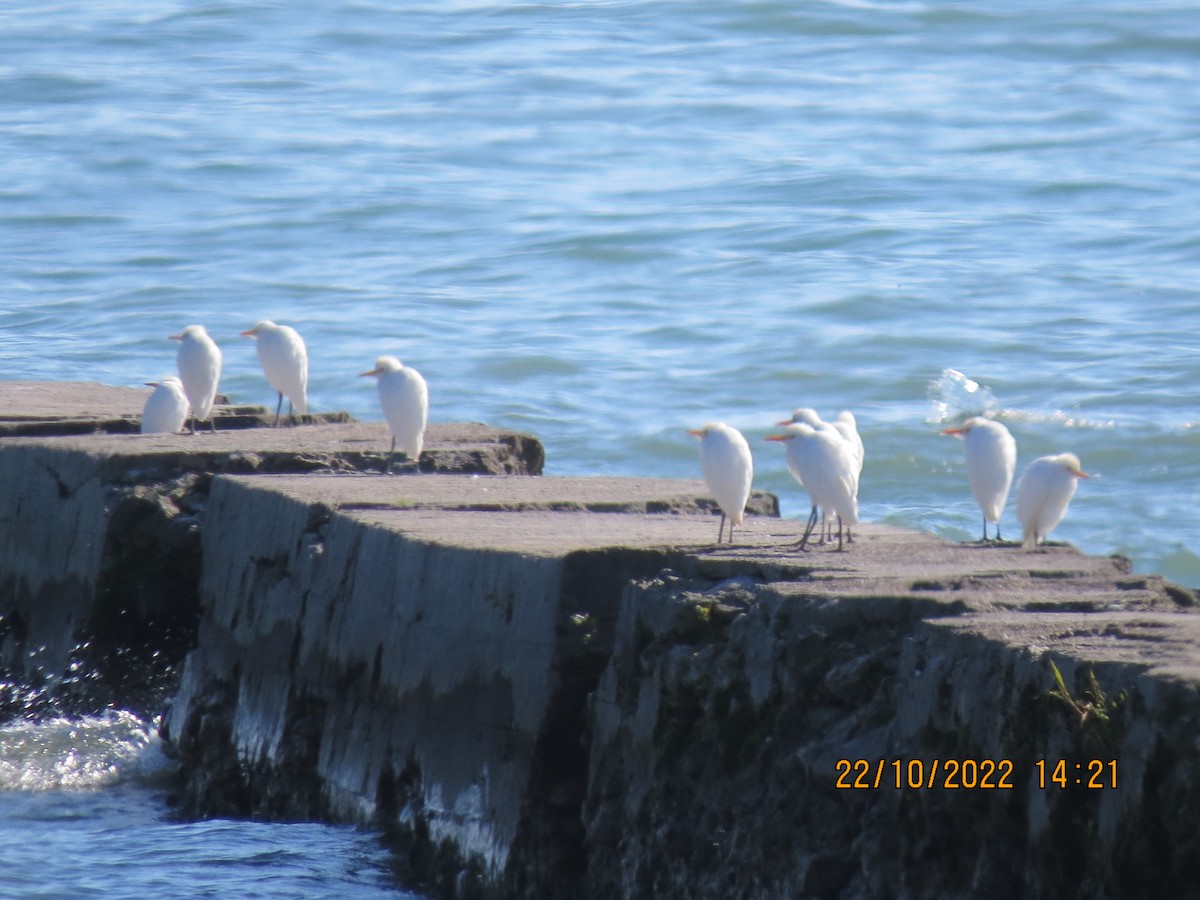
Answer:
[0, 710, 165, 792]
[927, 368, 998, 425]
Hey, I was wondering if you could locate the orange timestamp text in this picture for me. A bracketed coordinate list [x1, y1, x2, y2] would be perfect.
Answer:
[835, 758, 1118, 790]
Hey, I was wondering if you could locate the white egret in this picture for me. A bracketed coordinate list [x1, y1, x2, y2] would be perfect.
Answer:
[140, 376, 189, 434]
[766, 422, 858, 550]
[777, 408, 864, 543]
[832, 410, 864, 542]
[687, 422, 754, 544]
[170, 324, 222, 433]
[241, 320, 308, 425]
[1016, 453, 1088, 549]
[834, 410, 865, 478]
[359, 356, 428, 474]
[942, 417, 1017, 541]
[782, 407, 823, 428]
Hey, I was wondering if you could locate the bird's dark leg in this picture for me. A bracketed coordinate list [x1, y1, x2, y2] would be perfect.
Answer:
[996, 523, 1004, 542]
[273, 392, 283, 427]
[717, 512, 727, 544]
[798, 504, 819, 550]
[384, 437, 396, 475]
[981, 515, 989, 543]
[208, 414, 217, 434]
[188, 416, 197, 435]
[836, 518, 844, 551]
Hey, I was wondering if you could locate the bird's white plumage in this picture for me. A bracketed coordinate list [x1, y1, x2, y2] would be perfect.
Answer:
[140, 376, 189, 434]
[243, 320, 308, 418]
[943, 417, 1016, 539]
[778, 408, 863, 540]
[1016, 452, 1087, 549]
[770, 422, 859, 529]
[361, 355, 428, 462]
[833, 410, 865, 481]
[781, 408, 863, 495]
[784, 408, 823, 428]
[689, 423, 753, 542]
[171, 324, 222, 426]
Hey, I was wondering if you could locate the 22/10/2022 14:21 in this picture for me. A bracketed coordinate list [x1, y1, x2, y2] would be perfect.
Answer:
[834, 759, 1118, 790]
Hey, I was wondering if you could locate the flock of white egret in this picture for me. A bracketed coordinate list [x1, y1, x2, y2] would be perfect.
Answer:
[690, 411, 1087, 553]
[142, 320, 429, 474]
[143, 320, 1084, 552]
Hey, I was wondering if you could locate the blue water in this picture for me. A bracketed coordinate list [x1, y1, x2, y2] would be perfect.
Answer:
[0, 713, 405, 898]
[2, 0, 1200, 892]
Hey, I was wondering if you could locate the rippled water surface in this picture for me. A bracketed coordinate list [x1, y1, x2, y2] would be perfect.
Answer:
[2, 0, 1200, 892]
[0, 713, 409, 898]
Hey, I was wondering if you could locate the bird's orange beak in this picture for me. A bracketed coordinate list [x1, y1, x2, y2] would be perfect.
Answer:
[358, 368, 380, 378]
[941, 427, 964, 435]
[775, 418, 793, 426]
[686, 428, 705, 438]
[168, 333, 182, 342]
[764, 434, 787, 442]
[1072, 468, 1090, 479]
[240, 328, 257, 337]
[144, 381, 159, 388]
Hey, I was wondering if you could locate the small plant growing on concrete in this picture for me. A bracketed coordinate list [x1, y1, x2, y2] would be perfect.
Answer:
[1047, 659, 1126, 753]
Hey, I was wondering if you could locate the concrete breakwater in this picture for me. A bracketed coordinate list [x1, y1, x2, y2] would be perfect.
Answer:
[4, 382, 1200, 898]
[0, 382, 544, 719]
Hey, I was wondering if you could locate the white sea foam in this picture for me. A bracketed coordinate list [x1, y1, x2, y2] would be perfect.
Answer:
[0, 711, 165, 792]
[927, 368, 998, 425]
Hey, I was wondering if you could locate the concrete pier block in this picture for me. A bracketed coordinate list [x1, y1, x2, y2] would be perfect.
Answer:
[0, 384, 544, 716]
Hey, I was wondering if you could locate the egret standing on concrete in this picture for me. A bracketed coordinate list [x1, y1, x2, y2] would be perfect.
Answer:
[140, 376, 189, 434]
[360, 356, 428, 474]
[242, 320, 308, 425]
[170, 324, 222, 433]
[777, 408, 863, 543]
[766, 422, 858, 551]
[942, 417, 1017, 542]
[833, 411, 865, 480]
[687, 422, 754, 544]
[1016, 453, 1088, 549]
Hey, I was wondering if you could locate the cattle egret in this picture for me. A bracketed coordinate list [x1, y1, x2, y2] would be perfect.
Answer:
[687, 422, 754, 544]
[1016, 453, 1088, 549]
[241, 320, 308, 425]
[140, 376, 189, 434]
[170, 324, 222, 433]
[834, 410, 865, 477]
[942, 417, 1017, 541]
[766, 423, 858, 550]
[781, 407, 823, 428]
[359, 356, 428, 474]
[776, 408, 863, 543]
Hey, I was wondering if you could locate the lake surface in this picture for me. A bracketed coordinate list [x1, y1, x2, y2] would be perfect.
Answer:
[2, 0, 1199, 894]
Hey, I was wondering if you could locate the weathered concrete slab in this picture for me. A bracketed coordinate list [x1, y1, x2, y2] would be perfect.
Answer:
[6, 384, 1200, 898]
[0, 379, 350, 435]
[0, 380, 149, 424]
[157, 469, 1200, 898]
[929, 610, 1200, 681]
[0, 420, 542, 475]
[229, 472, 779, 524]
[584, 570, 1200, 899]
[0, 420, 544, 718]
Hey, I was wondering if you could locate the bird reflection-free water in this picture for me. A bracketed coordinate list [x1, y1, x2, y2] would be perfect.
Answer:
[3, 0, 1200, 894]
[0, 712, 411, 898]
